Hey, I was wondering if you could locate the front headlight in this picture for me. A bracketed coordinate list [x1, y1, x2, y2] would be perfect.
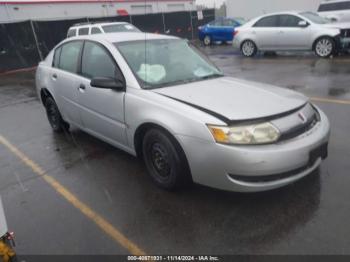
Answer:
[207, 122, 280, 145]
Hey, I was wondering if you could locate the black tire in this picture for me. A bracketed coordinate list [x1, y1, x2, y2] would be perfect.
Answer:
[203, 35, 212, 46]
[241, 40, 257, 57]
[314, 37, 335, 58]
[44, 97, 69, 133]
[142, 129, 191, 190]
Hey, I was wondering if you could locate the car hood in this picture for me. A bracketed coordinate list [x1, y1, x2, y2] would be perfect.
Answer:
[155, 77, 308, 121]
[322, 22, 350, 29]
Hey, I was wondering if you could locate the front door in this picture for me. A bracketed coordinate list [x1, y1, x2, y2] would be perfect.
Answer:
[77, 41, 127, 147]
[277, 15, 311, 50]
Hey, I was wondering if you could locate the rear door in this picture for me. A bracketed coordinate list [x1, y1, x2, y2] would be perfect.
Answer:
[76, 41, 127, 146]
[252, 15, 280, 50]
[277, 15, 311, 50]
[50, 40, 84, 127]
[207, 18, 225, 41]
[222, 19, 237, 41]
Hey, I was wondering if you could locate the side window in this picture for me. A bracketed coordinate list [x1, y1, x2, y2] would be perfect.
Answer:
[81, 41, 122, 80]
[67, 29, 76, 38]
[91, 27, 102, 34]
[209, 19, 223, 26]
[254, 15, 279, 27]
[279, 15, 303, 27]
[78, 27, 89, 35]
[58, 41, 83, 73]
[53, 47, 61, 68]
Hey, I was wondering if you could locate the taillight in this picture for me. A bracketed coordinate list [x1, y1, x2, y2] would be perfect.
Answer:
[233, 30, 239, 36]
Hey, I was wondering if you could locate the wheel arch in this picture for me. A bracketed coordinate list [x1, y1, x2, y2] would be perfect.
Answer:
[134, 122, 178, 158]
[312, 35, 336, 51]
[40, 88, 54, 106]
[240, 38, 258, 50]
[133, 122, 193, 183]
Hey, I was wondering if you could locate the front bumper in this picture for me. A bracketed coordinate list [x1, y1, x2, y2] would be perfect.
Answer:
[177, 109, 330, 192]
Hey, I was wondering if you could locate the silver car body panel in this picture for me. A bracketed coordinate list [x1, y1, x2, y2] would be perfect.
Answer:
[233, 11, 341, 51]
[36, 33, 331, 192]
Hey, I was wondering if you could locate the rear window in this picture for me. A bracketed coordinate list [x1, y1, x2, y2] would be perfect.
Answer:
[78, 27, 89, 35]
[67, 29, 76, 38]
[318, 1, 350, 11]
[102, 24, 140, 33]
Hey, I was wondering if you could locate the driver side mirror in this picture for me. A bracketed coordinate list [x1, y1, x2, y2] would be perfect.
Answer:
[90, 77, 125, 91]
[298, 20, 309, 28]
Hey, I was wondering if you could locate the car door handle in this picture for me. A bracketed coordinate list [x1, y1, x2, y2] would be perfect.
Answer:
[52, 73, 57, 80]
[79, 84, 86, 90]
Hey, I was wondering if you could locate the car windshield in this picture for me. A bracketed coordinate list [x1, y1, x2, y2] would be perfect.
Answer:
[115, 39, 223, 89]
[102, 24, 140, 33]
[300, 11, 331, 24]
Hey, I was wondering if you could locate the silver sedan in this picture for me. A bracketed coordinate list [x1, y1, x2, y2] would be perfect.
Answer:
[233, 11, 346, 58]
[36, 33, 330, 192]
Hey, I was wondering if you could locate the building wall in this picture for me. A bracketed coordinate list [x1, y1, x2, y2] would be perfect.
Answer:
[226, 0, 321, 20]
[0, 0, 195, 23]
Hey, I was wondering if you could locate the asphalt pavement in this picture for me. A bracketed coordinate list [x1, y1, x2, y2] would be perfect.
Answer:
[0, 46, 350, 256]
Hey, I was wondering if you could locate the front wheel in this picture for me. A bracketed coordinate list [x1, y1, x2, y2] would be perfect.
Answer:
[142, 129, 191, 190]
[314, 37, 335, 58]
[241, 40, 257, 57]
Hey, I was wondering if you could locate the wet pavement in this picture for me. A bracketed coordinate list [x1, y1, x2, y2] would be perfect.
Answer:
[0, 46, 350, 255]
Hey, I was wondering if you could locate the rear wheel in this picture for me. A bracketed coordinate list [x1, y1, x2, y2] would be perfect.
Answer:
[45, 97, 69, 133]
[241, 40, 257, 57]
[314, 37, 335, 58]
[203, 35, 212, 46]
[142, 129, 191, 190]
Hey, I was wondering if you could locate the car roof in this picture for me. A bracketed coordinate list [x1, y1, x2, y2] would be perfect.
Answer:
[65, 32, 179, 44]
[69, 22, 129, 29]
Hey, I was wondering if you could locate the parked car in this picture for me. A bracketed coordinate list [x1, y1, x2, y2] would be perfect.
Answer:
[36, 32, 330, 192]
[198, 17, 245, 46]
[318, 0, 350, 22]
[233, 11, 350, 58]
[67, 22, 140, 37]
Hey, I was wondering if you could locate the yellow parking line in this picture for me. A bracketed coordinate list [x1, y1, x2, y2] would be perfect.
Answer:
[0, 134, 146, 256]
[311, 97, 350, 105]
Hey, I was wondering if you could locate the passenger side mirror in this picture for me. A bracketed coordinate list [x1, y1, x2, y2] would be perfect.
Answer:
[90, 77, 125, 91]
[298, 20, 309, 28]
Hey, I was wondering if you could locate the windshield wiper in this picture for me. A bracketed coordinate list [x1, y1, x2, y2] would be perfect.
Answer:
[199, 73, 224, 80]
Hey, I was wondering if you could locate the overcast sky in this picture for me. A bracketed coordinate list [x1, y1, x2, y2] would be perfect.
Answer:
[196, 0, 225, 8]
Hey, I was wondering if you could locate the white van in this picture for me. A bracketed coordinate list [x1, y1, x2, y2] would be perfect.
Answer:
[318, 0, 350, 22]
[67, 22, 140, 38]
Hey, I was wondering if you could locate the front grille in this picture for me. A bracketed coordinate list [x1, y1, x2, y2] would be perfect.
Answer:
[279, 113, 319, 141]
[229, 143, 328, 183]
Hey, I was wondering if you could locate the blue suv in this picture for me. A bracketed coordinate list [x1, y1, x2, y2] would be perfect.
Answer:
[198, 17, 245, 46]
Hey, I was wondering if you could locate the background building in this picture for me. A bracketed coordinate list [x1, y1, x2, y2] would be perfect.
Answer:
[226, 0, 321, 19]
[0, 0, 195, 23]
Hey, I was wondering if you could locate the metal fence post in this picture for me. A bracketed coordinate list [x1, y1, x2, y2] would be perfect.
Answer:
[189, 11, 194, 40]
[161, 12, 166, 34]
[30, 20, 43, 61]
